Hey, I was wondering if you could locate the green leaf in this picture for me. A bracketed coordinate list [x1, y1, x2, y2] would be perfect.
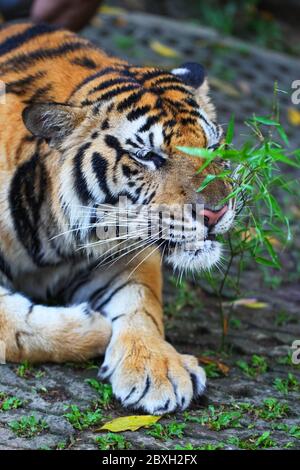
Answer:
[254, 256, 279, 268]
[250, 116, 279, 126]
[225, 114, 235, 145]
[177, 146, 216, 158]
[197, 174, 217, 192]
[277, 126, 289, 146]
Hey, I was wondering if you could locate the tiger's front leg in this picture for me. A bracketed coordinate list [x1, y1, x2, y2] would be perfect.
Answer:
[97, 251, 206, 415]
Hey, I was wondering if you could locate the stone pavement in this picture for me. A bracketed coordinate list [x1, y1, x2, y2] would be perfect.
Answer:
[0, 273, 299, 450]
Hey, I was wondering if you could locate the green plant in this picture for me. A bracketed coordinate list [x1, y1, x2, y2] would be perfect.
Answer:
[180, 103, 300, 348]
[95, 433, 131, 450]
[174, 442, 224, 450]
[15, 361, 45, 379]
[185, 405, 242, 431]
[256, 398, 289, 420]
[236, 355, 268, 377]
[64, 405, 103, 430]
[8, 415, 48, 438]
[228, 431, 276, 449]
[277, 352, 300, 369]
[85, 379, 113, 408]
[0, 392, 23, 411]
[273, 373, 300, 394]
[165, 278, 202, 316]
[147, 422, 186, 440]
[203, 362, 223, 378]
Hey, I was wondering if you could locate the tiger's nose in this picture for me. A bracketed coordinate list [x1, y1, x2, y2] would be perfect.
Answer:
[200, 205, 228, 228]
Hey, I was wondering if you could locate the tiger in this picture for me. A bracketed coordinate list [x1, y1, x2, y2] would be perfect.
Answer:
[0, 22, 236, 415]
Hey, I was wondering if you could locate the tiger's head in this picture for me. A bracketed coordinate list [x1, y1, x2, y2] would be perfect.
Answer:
[23, 62, 236, 272]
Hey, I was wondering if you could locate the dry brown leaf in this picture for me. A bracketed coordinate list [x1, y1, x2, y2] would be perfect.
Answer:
[198, 356, 230, 375]
[266, 236, 282, 248]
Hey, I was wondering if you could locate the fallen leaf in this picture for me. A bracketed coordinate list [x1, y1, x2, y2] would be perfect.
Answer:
[198, 356, 230, 375]
[99, 6, 126, 15]
[223, 298, 269, 309]
[95, 415, 161, 433]
[150, 41, 181, 58]
[266, 236, 282, 248]
[287, 107, 300, 126]
[209, 77, 241, 98]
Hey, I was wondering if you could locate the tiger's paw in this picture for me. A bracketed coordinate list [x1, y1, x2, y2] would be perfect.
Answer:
[98, 333, 206, 414]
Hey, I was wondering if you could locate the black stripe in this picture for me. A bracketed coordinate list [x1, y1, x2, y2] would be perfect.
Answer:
[144, 308, 162, 334]
[105, 135, 124, 164]
[25, 83, 53, 103]
[96, 281, 131, 310]
[87, 77, 137, 96]
[5, 71, 45, 95]
[140, 70, 171, 83]
[82, 84, 140, 106]
[116, 89, 145, 112]
[0, 250, 13, 281]
[0, 23, 58, 56]
[69, 66, 124, 98]
[9, 152, 48, 265]
[1, 41, 92, 74]
[111, 314, 126, 322]
[92, 151, 117, 204]
[125, 139, 140, 149]
[127, 105, 151, 122]
[138, 114, 162, 133]
[150, 84, 190, 95]
[149, 132, 154, 147]
[152, 76, 184, 86]
[71, 57, 97, 69]
[73, 142, 92, 204]
[89, 270, 125, 307]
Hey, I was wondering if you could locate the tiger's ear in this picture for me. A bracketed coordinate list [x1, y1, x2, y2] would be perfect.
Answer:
[22, 103, 85, 148]
[171, 62, 206, 89]
[171, 62, 216, 120]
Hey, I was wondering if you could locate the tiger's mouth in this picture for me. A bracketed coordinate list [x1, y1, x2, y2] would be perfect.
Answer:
[159, 234, 222, 272]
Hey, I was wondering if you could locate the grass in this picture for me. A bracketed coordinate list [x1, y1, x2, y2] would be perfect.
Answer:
[0, 392, 23, 411]
[64, 405, 103, 431]
[236, 355, 268, 377]
[15, 361, 45, 379]
[147, 422, 186, 440]
[95, 433, 132, 450]
[85, 379, 113, 408]
[184, 406, 242, 431]
[8, 415, 48, 438]
[273, 373, 300, 395]
[228, 431, 276, 449]
[165, 278, 202, 317]
[255, 398, 289, 420]
[174, 442, 225, 450]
